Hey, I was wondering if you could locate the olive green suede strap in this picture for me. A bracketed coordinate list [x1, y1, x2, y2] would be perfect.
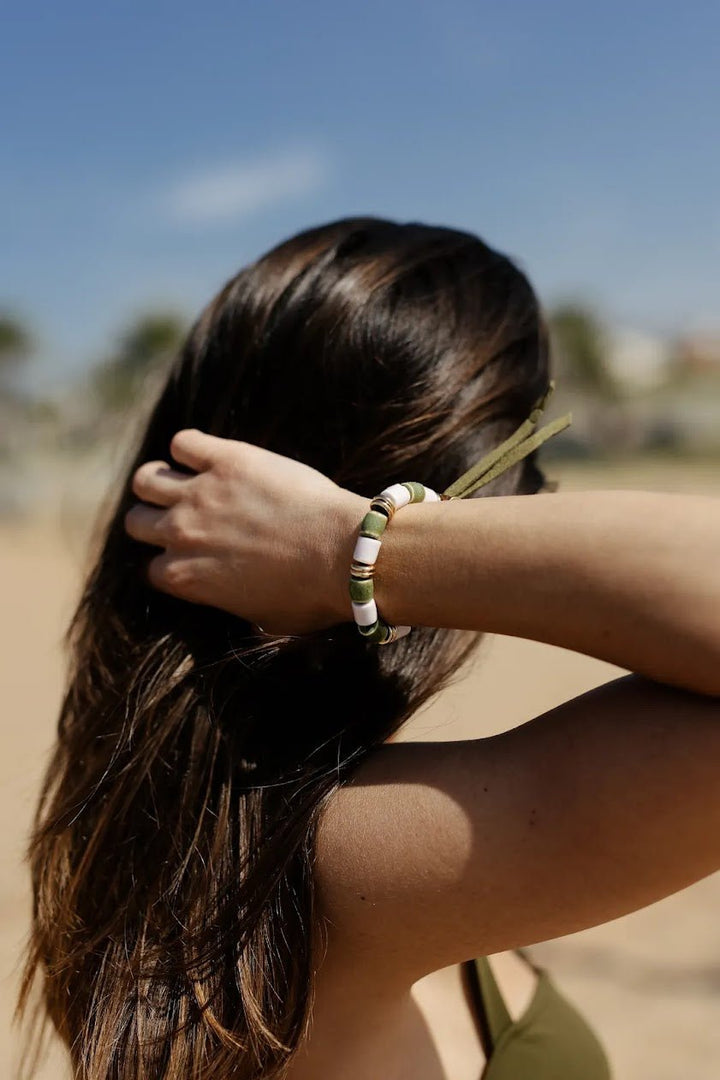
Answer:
[442, 380, 572, 500]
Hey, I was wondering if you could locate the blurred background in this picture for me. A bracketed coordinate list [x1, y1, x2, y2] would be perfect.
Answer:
[1, 3, 719, 1078]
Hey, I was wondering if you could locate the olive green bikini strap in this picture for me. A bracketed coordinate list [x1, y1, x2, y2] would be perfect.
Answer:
[442, 381, 572, 501]
[474, 957, 513, 1048]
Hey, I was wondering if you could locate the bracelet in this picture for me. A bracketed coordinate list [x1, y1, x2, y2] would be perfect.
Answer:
[350, 482, 441, 645]
[348, 380, 575, 645]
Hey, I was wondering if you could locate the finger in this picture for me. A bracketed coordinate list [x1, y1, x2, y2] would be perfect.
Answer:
[124, 503, 170, 546]
[131, 460, 192, 507]
[169, 428, 232, 472]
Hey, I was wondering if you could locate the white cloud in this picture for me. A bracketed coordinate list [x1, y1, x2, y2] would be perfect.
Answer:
[164, 146, 331, 226]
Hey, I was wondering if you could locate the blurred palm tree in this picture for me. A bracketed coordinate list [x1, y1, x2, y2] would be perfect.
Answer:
[546, 302, 640, 454]
[0, 314, 36, 469]
[94, 312, 187, 414]
[0, 313, 33, 389]
[548, 303, 619, 401]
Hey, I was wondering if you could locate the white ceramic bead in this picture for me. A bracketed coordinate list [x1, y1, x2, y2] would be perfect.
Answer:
[395, 625, 412, 639]
[353, 535, 382, 565]
[423, 488, 441, 502]
[380, 483, 412, 509]
[352, 599, 378, 626]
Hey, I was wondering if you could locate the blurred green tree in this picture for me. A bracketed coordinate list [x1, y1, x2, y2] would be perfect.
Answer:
[0, 313, 33, 387]
[94, 312, 187, 413]
[548, 303, 619, 401]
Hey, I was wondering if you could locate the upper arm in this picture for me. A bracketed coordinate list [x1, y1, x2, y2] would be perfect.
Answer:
[315, 674, 720, 984]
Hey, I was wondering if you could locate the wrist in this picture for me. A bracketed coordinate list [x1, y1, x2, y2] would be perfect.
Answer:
[324, 489, 369, 625]
[371, 501, 440, 628]
[325, 489, 443, 634]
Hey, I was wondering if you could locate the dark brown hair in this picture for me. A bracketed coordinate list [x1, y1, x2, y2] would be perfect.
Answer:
[19, 217, 551, 1078]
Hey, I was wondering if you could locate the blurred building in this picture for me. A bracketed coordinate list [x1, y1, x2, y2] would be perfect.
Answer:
[548, 324, 720, 458]
[674, 333, 720, 374]
[606, 328, 675, 391]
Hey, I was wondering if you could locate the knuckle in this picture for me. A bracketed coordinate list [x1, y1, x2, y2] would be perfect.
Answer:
[215, 440, 247, 479]
[168, 432, 183, 457]
[165, 511, 203, 548]
[183, 479, 205, 513]
[210, 459, 231, 485]
[131, 461, 156, 497]
[163, 513, 187, 546]
[153, 557, 190, 594]
[170, 428, 199, 456]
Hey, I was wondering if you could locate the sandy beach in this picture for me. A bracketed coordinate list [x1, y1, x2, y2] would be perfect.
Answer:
[2, 456, 720, 1079]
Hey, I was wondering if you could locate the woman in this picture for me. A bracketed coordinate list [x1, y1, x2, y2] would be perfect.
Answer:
[20, 217, 720, 1080]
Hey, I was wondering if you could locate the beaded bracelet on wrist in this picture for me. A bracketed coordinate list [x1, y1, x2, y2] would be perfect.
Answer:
[348, 380, 574, 645]
[350, 481, 441, 645]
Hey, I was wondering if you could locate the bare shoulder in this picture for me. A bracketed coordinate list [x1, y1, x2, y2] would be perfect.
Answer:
[315, 674, 720, 985]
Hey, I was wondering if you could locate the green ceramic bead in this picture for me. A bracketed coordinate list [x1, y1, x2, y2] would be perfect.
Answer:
[349, 577, 374, 602]
[401, 481, 426, 503]
[359, 619, 394, 644]
[360, 509, 389, 539]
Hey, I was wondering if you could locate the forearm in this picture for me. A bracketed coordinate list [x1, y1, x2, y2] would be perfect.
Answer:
[350, 490, 720, 696]
[125, 436, 720, 694]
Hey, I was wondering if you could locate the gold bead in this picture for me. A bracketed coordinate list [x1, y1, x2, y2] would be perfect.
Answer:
[351, 562, 375, 579]
[370, 495, 396, 520]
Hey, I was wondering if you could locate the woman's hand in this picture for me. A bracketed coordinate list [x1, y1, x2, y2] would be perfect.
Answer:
[124, 429, 366, 635]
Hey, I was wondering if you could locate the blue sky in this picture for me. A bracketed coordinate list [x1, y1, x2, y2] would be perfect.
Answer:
[2, 1, 719, 388]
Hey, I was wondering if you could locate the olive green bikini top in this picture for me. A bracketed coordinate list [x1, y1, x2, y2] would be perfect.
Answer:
[428, 384, 610, 1076]
[442, 386, 609, 1076]
[463, 953, 611, 1079]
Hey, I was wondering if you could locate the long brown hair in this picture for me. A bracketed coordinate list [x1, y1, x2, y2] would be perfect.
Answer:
[19, 217, 551, 1078]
